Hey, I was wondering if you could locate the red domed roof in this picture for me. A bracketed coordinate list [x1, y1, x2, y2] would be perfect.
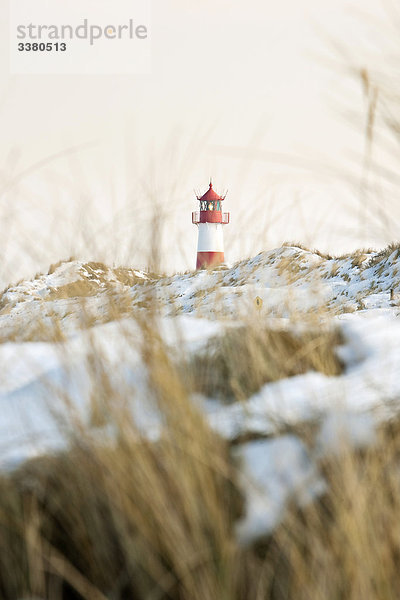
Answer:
[197, 182, 224, 203]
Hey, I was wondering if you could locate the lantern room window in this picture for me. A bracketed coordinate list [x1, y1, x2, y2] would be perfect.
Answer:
[200, 201, 221, 211]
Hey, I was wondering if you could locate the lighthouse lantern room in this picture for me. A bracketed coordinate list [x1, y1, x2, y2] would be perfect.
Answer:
[192, 182, 230, 269]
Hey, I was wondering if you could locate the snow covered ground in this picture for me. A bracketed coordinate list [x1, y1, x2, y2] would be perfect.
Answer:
[1, 244, 400, 544]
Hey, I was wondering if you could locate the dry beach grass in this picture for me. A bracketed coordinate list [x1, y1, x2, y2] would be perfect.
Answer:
[0, 268, 399, 600]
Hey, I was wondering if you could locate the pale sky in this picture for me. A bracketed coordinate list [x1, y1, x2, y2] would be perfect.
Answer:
[0, 0, 397, 283]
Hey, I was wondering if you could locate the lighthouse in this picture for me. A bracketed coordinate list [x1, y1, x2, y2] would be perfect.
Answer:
[192, 182, 230, 269]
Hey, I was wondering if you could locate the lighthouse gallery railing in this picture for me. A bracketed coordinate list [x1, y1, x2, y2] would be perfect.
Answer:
[192, 212, 230, 224]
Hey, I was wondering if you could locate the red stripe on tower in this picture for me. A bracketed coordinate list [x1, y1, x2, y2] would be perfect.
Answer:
[196, 252, 225, 269]
[192, 181, 230, 269]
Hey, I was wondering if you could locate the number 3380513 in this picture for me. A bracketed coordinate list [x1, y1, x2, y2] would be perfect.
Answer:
[18, 42, 66, 51]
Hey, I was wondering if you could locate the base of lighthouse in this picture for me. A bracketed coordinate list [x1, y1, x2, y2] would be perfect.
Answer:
[196, 251, 225, 269]
[196, 222, 225, 269]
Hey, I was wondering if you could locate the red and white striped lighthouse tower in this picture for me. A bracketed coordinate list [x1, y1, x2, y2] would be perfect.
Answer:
[192, 182, 230, 269]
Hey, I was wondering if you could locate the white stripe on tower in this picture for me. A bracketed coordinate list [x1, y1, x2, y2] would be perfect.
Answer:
[197, 223, 224, 253]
